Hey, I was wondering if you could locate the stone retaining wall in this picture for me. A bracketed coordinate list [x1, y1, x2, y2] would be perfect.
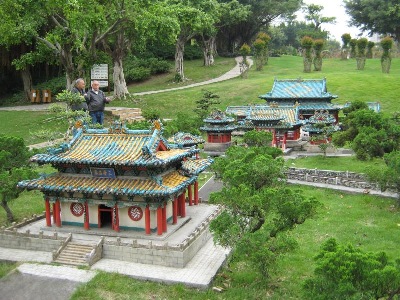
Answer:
[102, 207, 221, 268]
[0, 229, 64, 252]
[286, 167, 379, 190]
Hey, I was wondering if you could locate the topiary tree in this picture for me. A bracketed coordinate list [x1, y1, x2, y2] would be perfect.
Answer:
[252, 38, 266, 71]
[366, 41, 375, 58]
[349, 38, 357, 58]
[301, 36, 314, 73]
[313, 39, 325, 71]
[239, 43, 251, 78]
[381, 36, 394, 73]
[356, 38, 368, 70]
[341, 33, 351, 60]
[256, 32, 271, 65]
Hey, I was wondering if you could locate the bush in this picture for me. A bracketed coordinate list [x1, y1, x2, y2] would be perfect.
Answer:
[34, 76, 66, 95]
[124, 67, 151, 82]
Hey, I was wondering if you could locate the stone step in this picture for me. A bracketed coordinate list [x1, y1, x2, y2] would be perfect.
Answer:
[54, 242, 94, 266]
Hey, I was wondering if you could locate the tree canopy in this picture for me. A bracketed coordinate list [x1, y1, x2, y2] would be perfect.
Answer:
[0, 135, 37, 223]
[209, 132, 319, 277]
[344, 0, 400, 42]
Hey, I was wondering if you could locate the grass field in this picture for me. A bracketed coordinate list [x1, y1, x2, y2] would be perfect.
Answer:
[1, 55, 400, 297]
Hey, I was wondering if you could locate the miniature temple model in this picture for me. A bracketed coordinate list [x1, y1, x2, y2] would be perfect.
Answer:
[18, 121, 213, 235]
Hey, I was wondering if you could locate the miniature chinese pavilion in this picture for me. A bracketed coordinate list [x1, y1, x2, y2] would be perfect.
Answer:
[167, 132, 205, 149]
[227, 105, 303, 150]
[301, 110, 340, 144]
[200, 109, 237, 155]
[18, 121, 213, 236]
[258, 78, 341, 123]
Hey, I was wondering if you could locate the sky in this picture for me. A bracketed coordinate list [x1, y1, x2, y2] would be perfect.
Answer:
[298, 0, 365, 42]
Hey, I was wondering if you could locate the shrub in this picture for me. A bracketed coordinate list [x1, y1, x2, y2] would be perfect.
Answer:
[124, 67, 151, 82]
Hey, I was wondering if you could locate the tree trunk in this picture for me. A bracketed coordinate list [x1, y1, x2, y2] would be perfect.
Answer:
[175, 37, 185, 81]
[313, 56, 322, 71]
[111, 32, 129, 98]
[113, 58, 129, 98]
[356, 57, 366, 70]
[20, 67, 32, 102]
[303, 57, 312, 73]
[202, 37, 216, 67]
[1, 198, 14, 223]
[381, 56, 391, 73]
[341, 49, 349, 60]
[60, 44, 76, 90]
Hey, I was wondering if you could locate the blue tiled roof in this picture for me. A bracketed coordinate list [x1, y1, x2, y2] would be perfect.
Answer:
[32, 128, 198, 167]
[259, 78, 338, 100]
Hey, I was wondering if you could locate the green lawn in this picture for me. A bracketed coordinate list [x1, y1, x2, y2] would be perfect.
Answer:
[285, 155, 386, 173]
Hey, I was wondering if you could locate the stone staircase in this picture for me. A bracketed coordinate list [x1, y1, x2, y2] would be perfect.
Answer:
[108, 108, 145, 123]
[54, 242, 94, 266]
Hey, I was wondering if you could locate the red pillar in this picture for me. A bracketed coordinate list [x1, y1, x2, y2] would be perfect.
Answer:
[55, 200, 61, 227]
[52, 203, 56, 224]
[145, 205, 151, 235]
[157, 206, 163, 235]
[113, 205, 120, 232]
[194, 181, 199, 205]
[188, 184, 193, 206]
[180, 193, 186, 218]
[172, 198, 178, 224]
[282, 132, 287, 151]
[162, 204, 167, 233]
[84, 202, 90, 230]
[45, 198, 51, 227]
[272, 130, 277, 147]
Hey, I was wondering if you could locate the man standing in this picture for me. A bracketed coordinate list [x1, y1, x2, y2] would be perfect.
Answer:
[71, 78, 89, 111]
[86, 80, 111, 125]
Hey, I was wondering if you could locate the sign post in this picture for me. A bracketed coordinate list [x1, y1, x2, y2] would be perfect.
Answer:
[91, 64, 109, 93]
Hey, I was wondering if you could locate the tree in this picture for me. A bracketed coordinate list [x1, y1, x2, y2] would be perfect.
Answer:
[356, 38, 368, 70]
[193, 90, 221, 120]
[217, 0, 302, 54]
[303, 238, 400, 300]
[0, 135, 37, 223]
[341, 33, 352, 60]
[349, 38, 357, 58]
[302, 4, 336, 31]
[239, 43, 251, 78]
[381, 36, 394, 74]
[366, 40, 375, 59]
[345, 0, 400, 42]
[168, 0, 219, 82]
[313, 39, 325, 71]
[252, 32, 271, 70]
[209, 133, 319, 278]
[367, 151, 400, 206]
[301, 36, 314, 73]
[332, 106, 400, 160]
[197, 0, 250, 67]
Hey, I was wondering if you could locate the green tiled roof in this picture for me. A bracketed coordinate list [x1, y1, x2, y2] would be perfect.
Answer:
[259, 78, 337, 100]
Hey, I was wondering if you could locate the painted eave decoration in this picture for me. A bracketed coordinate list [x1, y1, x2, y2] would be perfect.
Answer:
[17, 170, 195, 198]
[259, 78, 338, 100]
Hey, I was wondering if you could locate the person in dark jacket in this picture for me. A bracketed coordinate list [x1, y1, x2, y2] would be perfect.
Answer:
[86, 80, 111, 125]
[70, 78, 89, 111]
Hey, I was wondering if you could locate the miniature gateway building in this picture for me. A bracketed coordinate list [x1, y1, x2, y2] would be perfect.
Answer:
[18, 121, 212, 236]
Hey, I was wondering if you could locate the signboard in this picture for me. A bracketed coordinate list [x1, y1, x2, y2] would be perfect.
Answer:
[91, 64, 108, 88]
[90, 167, 116, 178]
